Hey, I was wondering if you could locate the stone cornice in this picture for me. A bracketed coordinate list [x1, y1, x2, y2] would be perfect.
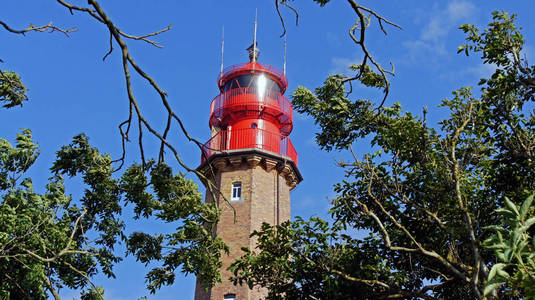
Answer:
[197, 148, 302, 190]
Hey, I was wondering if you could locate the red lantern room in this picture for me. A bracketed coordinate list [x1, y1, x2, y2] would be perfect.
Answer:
[201, 44, 298, 165]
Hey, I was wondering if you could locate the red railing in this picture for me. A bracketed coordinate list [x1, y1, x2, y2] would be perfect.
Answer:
[217, 62, 288, 89]
[209, 87, 293, 134]
[201, 128, 298, 166]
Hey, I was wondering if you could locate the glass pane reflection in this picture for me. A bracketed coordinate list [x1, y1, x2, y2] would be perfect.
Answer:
[223, 74, 282, 93]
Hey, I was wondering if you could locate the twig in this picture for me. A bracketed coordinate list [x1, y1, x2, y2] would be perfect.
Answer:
[0, 20, 76, 36]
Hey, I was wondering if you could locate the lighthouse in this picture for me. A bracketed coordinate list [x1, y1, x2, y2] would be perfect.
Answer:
[194, 43, 302, 299]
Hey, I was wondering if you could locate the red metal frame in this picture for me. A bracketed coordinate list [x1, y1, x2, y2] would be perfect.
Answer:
[201, 128, 298, 166]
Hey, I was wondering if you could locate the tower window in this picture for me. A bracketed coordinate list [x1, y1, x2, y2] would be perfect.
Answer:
[231, 182, 242, 201]
[224, 294, 236, 300]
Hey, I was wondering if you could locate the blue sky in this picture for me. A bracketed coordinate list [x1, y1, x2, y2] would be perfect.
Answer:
[1, 1, 535, 299]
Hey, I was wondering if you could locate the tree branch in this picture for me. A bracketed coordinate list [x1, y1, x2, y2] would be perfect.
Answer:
[23, 209, 91, 263]
[0, 20, 76, 36]
[346, 0, 401, 110]
[274, 0, 299, 37]
[449, 100, 483, 298]
[344, 158, 470, 283]
[43, 274, 62, 300]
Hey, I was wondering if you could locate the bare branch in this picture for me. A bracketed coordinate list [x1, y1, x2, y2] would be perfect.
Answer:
[138, 116, 146, 167]
[79, 0, 238, 218]
[330, 268, 390, 289]
[103, 31, 114, 61]
[118, 24, 172, 48]
[0, 20, 76, 36]
[274, 0, 299, 37]
[159, 114, 172, 164]
[345, 0, 401, 111]
[55, 0, 104, 21]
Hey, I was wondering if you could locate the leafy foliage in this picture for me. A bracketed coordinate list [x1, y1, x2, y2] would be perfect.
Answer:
[80, 286, 105, 300]
[292, 75, 376, 151]
[0, 131, 226, 298]
[483, 194, 535, 297]
[232, 11, 535, 299]
[231, 217, 414, 299]
[0, 70, 28, 108]
[121, 161, 227, 293]
[1, 131, 105, 299]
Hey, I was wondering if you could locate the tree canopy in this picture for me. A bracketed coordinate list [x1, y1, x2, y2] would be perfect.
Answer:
[0, 129, 227, 298]
[231, 11, 535, 299]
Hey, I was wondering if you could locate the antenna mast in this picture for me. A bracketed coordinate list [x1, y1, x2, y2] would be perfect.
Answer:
[220, 26, 225, 86]
[283, 33, 287, 76]
[253, 9, 258, 69]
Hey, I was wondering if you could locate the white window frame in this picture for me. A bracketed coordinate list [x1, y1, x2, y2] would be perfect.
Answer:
[231, 182, 242, 202]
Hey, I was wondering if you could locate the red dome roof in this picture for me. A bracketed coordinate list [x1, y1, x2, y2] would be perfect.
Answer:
[217, 62, 288, 94]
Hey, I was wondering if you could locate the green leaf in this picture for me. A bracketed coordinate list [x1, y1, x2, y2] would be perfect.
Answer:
[525, 217, 535, 228]
[496, 208, 516, 218]
[505, 248, 514, 262]
[496, 268, 510, 279]
[485, 243, 509, 250]
[488, 263, 506, 281]
[504, 197, 520, 217]
[484, 278, 504, 297]
[483, 225, 507, 233]
[520, 194, 534, 218]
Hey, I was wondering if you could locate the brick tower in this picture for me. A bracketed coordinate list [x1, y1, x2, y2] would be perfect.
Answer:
[194, 44, 302, 300]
